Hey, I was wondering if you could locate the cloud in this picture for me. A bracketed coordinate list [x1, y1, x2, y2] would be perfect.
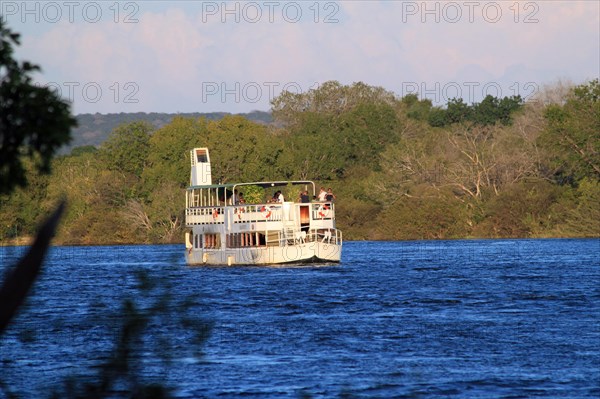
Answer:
[11, 0, 599, 113]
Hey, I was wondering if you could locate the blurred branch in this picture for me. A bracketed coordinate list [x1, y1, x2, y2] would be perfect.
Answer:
[0, 201, 65, 334]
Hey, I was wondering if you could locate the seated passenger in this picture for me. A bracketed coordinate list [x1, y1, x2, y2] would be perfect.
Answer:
[237, 192, 246, 204]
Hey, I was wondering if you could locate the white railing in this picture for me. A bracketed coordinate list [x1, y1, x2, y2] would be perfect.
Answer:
[305, 228, 342, 245]
[185, 206, 224, 225]
[312, 202, 335, 220]
[232, 204, 283, 223]
[185, 202, 336, 225]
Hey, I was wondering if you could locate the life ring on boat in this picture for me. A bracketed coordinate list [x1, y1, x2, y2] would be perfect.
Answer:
[212, 208, 219, 219]
[318, 204, 330, 219]
[261, 205, 272, 219]
[235, 206, 245, 220]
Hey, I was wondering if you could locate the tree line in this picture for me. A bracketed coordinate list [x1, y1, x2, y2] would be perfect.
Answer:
[1, 79, 598, 244]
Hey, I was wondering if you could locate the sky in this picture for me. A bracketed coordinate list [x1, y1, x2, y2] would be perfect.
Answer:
[3, 0, 599, 115]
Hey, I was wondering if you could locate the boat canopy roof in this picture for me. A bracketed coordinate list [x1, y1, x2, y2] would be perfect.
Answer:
[188, 180, 316, 192]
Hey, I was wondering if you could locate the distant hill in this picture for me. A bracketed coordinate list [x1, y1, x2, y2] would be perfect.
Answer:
[65, 111, 272, 153]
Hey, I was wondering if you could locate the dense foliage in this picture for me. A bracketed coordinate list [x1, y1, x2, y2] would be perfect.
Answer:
[0, 19, 76, 195]
[1, 79, 598, 244]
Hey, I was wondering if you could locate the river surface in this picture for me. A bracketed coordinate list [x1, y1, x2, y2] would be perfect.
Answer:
[1, 239, 599, 398]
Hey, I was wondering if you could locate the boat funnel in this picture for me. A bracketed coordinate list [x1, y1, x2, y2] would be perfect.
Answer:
[190, 148, 212, 186]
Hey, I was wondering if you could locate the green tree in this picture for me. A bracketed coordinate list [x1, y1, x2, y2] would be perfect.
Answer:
[470, 95, 522, 126]
[43, 152, 139, 244]
[551, 178, 600, 237]
[145, 181, 185, 242]
[203, 115, 284, 183]
[277, 112, 344, 180]
[475, 180, 563, 237]
[402, 93, 433, 121]
[334, 102, 401, 168]
[99, 121, 154, 177]
[0, 160, 50, 240]
[539, 79, 600, 181]
[45, 153, 100, 224]
[426, 95, 522, 128]
[271, 80, 397, 126]
[445, 98, 471, 124]
[273, 83, 403, 180]
[371, 186, 471, 240]
[143, 117, 209, 190]
[427, 107, 448, 127]
[0, 20, 76, 195]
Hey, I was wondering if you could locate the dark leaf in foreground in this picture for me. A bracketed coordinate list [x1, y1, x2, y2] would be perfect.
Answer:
[0, 201, 65, 334]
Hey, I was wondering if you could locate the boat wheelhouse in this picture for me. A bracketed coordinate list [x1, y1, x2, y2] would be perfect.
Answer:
[184, 148, 342, 265]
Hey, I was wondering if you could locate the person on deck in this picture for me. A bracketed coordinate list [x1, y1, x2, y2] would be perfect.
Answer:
[273, 191, 284, 203]
[317, 187, 327, 202]
[326, 188, 336, 202]
[299, 191, 310, 203]
[275, 191, 285, 203]
[236, 192, 246, 204]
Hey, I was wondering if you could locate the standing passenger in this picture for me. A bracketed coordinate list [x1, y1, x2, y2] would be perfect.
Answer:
[318, 187, 327, 202]
[326, 188, 336, 202]
[300, 190, 310, 203]
[274, 190, 284, 203]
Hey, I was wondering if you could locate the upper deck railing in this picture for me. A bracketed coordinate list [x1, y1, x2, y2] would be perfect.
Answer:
[185, 202, 335, 225]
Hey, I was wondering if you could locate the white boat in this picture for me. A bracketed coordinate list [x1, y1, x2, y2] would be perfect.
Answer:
[184, 148, 343, 265]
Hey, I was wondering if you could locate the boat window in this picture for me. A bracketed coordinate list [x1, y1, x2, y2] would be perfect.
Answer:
[196, 149, 208, 163]
[226, 232, 264, 248]
[204, 233, 220, 249]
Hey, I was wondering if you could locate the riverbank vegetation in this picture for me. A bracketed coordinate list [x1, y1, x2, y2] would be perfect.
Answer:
[1, 79, 598, 244]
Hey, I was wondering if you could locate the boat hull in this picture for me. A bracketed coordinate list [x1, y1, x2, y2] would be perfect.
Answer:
[186, 241, 342, 266]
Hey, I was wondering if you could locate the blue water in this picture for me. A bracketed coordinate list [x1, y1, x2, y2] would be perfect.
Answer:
[1, 239, 599, 398]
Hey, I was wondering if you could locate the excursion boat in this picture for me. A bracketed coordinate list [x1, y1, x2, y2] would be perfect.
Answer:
[184, 148, 343, 265]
